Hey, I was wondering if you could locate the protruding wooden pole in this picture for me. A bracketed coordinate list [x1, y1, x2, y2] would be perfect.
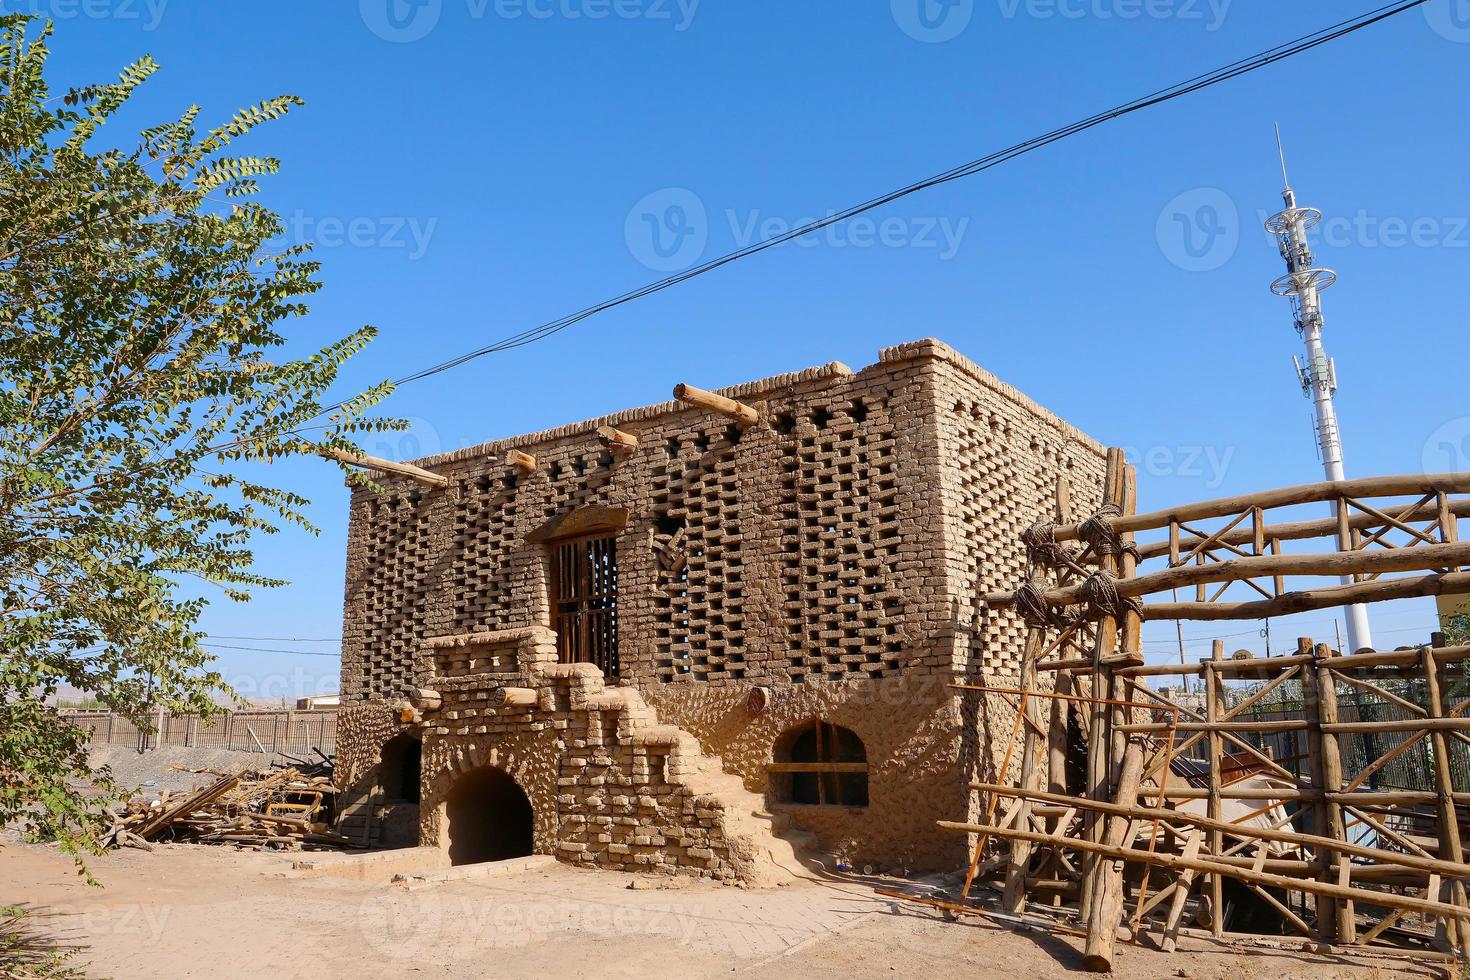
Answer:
[1002, 629, 1045, 914]
[672, 383, 759, 426]
[507, 449, 537, 473]
[1082, 738, 1145, 972]
[322, 447, 449, 489]
[596, 425, 639, 451]
[1206, 638, 1224, 937]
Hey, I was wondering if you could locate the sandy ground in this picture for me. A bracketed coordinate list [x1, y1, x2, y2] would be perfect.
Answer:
[1, 841, 1448, 980]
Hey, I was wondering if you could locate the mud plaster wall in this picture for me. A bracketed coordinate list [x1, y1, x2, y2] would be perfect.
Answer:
[335, 703, 409, 798]
[928, 345, 1108, 812]
[644, 675, 968, 871]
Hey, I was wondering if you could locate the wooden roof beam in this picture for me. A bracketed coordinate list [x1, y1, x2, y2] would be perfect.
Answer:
[672, 383, 759, 426]
[507, 449, 537, 473]
[322, 447, 448, 489]
[596, 425, 639, 451]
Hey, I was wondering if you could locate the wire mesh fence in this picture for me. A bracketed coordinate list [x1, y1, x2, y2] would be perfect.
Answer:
[1174, 673, 1470, 794]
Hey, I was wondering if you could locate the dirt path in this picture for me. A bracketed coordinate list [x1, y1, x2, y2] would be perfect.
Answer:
[2, 842, 1442, 979]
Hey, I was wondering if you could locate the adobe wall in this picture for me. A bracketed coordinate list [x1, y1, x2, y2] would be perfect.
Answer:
[339, 345, 955, 705]
[643, 674, 968, 872]
[335, 339, 1107, 871]
[925, 341, 1108, 798]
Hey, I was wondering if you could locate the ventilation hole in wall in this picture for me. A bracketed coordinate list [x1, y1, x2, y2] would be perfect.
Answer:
[812, 406, 833, 429]
[693, 431, 710, 454]
[775, 413, 797, 435]
[665, 438, 680, 458]
[655, 512, 684, 536]
[850, 400, 869, 424]
[724, 423, 743, 445]
[598, 450, 614, 468]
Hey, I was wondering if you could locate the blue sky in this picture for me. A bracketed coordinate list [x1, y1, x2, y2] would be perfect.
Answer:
[32, 1, 1470, 698]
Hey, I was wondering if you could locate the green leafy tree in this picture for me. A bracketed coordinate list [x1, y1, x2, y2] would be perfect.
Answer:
[0, 15, 401, 872]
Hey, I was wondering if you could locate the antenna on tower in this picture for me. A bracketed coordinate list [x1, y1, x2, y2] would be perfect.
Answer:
[1274, 122, 1292, 198]
[1262, 128, 1373, 652]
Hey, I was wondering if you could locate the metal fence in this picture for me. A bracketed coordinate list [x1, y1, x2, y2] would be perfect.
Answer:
[1188, 678, 1470, 794]
[65, 708, 337, 759]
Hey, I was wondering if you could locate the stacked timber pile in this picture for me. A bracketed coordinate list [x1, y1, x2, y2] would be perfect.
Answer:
[105, 766, 359, 852]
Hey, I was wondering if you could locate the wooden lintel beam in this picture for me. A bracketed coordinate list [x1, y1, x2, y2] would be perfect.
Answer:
[323, 447, 448, 489]
[596, 425, 639, 450]
[672, 383, 759, 426]
[507, 449, 537, 473]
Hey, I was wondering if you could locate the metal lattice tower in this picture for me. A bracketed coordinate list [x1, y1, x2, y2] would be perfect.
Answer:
[1265, 126, 1373, 652]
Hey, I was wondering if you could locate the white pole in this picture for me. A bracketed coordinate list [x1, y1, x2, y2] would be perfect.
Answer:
[1267, 132, 1373, 652]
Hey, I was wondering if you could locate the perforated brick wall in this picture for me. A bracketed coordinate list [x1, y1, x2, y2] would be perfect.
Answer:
[340, 341, 1105, 703]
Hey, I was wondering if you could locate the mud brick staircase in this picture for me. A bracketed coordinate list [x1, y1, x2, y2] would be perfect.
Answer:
[413, 626, 815, 884]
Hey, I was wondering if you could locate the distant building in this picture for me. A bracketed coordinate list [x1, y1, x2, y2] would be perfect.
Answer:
[295, 693, 341, 710]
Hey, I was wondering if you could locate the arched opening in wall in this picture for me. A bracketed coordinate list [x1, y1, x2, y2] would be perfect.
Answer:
[771, 720, 868, 807]
[442, 766, 535, 865]
[379, 734, 422, 803]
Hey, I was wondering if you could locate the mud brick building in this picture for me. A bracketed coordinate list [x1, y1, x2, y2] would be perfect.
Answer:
[334, 339, 1106, 882]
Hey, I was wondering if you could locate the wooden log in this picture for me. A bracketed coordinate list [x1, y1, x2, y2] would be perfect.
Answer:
[1083, 739, 1145, 972]
[491, 686, 537, 708]
[1206, 640, 1224, 938]
[986, 541, 1470, 609]
[507, 449, 537, 473]
[595, 425, 639, 450]
[934, 820, 1470, 922]
[1044, 473, 1470, 542]
[1322, 717, 1470, 734]
[1424, 647, 1469, 948]
[1139, 570, 1470, 622]
[672, 383, 759, 426]
[1002, 629, 1046, 915]
[1160, 827, 1201, 953]
[966, 784, 1470, 874]
[1113, 644, 1470, 678]
[1116, 720, 1311, 734]
[321, 447, 449, 489]
[409, 688, 442, 711]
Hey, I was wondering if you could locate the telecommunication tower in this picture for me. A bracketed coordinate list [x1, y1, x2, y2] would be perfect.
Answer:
[1265, 126, 1373, 652]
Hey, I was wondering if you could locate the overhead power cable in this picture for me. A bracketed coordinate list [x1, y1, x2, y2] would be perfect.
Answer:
[362, 1, 1428, 396]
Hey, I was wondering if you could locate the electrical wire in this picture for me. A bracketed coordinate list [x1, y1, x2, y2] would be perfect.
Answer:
[351, 1, 1430, 400]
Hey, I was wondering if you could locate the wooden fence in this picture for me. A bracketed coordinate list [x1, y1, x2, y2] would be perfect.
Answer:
[65, 708, 337, 759]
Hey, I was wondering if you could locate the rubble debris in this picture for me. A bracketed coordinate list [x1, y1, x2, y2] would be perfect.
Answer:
[105, 766, 359, 852]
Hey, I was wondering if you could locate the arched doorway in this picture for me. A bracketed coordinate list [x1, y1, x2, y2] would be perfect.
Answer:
[442, 766, 535, 865]
[380, 734, 421, 803]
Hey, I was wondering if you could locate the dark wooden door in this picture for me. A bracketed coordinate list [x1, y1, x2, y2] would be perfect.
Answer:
[551, 533, 619, 677]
